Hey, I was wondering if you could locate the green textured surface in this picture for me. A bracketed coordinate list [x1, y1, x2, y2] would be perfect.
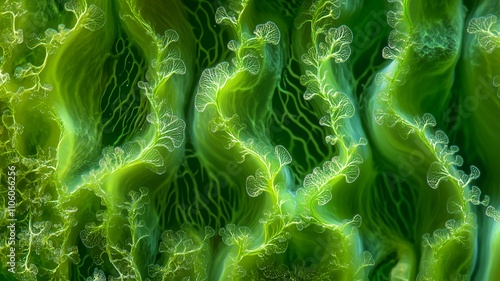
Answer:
[0, 0, 499, 280]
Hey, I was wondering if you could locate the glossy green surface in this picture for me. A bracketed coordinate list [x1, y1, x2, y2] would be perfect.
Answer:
[0, 0, 499, 280]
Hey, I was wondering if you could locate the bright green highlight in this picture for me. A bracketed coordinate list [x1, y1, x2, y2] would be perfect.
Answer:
[1, 0, 499, 280]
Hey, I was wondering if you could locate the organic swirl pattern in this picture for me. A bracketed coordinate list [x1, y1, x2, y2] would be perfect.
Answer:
[0, 0, 499, 280]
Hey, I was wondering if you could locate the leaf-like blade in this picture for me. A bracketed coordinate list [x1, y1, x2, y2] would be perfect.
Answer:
[275, 145, 292, 167]
[427, 161, 449, 189]
[254, 21, 280, 45]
